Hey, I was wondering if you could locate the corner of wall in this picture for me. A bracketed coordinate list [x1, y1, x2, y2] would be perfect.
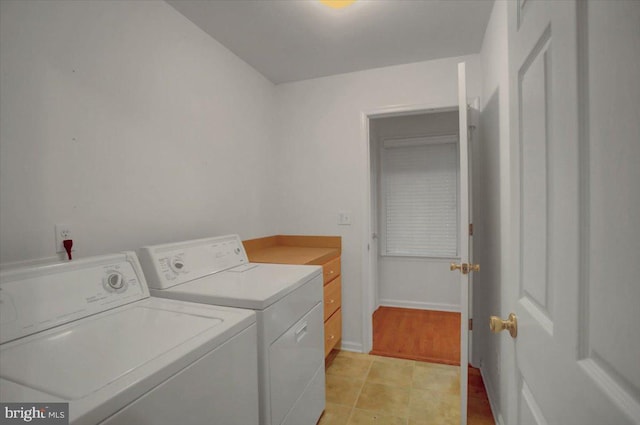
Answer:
[475, 0, 511, 422]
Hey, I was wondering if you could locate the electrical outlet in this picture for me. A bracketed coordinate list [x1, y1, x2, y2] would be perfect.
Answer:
[55, 224, 73, 253]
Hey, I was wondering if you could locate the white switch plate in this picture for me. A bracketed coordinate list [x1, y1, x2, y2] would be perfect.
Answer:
[338, 211, 352, 225]
[55, 224, 73, 253]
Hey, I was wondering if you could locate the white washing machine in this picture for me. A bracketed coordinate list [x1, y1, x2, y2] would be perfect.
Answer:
[0, 252, 259, 425]
[137, 234, 325, 425]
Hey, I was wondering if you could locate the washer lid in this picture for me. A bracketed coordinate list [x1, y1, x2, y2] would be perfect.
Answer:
[154, 263, 322, 310]
[0, 252, 150, 344]
[0, 304, 222, 399]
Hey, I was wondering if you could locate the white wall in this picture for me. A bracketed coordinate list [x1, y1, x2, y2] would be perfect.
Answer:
[474, 1, 512, 424]
[0, 0, 277, 265]
[373, 112, 460, 312]
[274, 56, 481, 351]
[378, 258, 460, 311]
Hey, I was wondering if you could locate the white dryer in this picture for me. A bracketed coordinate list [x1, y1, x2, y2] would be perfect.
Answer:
[0, 252, 259, 425]
[137, 234, 325, 425]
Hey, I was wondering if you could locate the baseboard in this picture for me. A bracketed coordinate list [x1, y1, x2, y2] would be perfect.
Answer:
[379, 299, 461, 313]
[480, 366, 504, 425]
[339, 340, 363, 353]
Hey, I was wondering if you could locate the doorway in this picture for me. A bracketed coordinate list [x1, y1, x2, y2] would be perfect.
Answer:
[359, 97, 491, 424]
[370, 111, 462, 308]
[367, 109, 462, 364]
[362, 88, 478, 423]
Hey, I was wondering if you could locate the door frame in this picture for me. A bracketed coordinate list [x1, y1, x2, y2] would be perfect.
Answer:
[360, 100, 473, 355]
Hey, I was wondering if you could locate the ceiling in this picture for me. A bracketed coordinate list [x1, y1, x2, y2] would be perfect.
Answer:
[166, 0, 494, 85]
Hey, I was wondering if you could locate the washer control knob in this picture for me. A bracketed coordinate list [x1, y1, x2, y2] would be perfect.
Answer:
[169, 257, 186, 274]
[104, 272, 125, 292]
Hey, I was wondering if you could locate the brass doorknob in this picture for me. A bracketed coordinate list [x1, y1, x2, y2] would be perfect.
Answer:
[450, 263, 480, 274]
[489, 313, 518, 338]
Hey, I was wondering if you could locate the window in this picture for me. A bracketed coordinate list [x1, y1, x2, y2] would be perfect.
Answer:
[380, 135, 458, 258]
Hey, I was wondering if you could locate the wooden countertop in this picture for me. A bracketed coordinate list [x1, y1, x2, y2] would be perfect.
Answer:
[243, 235, 341, 265]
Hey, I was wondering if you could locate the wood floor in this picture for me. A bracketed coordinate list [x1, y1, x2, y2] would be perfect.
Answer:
[371, 306, 461, 365]
[370, 306, 495, 424]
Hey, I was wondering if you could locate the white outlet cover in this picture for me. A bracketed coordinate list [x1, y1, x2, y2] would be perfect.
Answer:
[55, 224, 73, 253]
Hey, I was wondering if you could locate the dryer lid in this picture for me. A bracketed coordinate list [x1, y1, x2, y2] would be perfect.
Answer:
[155, 262, 322, 310]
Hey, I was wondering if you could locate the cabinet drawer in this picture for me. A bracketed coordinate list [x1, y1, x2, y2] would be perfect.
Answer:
[324, 309, 342, 357]
[322, 257, 341, 284]
[323, 276, 341, 321]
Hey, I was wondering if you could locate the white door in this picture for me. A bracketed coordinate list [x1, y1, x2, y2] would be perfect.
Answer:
[456, 61, 470, 425]
[506, 1, 640, 424]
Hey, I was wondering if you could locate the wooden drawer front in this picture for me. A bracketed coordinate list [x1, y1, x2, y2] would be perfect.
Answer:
[324, 309, 342, 357]
[323, 276, 341, 321]
[322, 257, 341, 284]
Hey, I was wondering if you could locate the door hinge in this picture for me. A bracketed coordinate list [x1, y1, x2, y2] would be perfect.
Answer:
[469, 223, 474, 236]
[469, 318, 473, 331]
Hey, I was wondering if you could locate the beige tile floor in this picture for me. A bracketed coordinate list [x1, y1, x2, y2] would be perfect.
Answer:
[318, 351, 462, 425]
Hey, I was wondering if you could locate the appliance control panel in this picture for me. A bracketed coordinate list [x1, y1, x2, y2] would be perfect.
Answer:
[0, 252, 148, 344]
[137, 234, 248, 290]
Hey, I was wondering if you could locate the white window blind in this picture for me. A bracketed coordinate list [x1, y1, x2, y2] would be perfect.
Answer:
[381, 135, 458, 257]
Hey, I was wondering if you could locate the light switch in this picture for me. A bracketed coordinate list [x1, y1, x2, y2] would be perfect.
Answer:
[338, 211, 352, 225]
